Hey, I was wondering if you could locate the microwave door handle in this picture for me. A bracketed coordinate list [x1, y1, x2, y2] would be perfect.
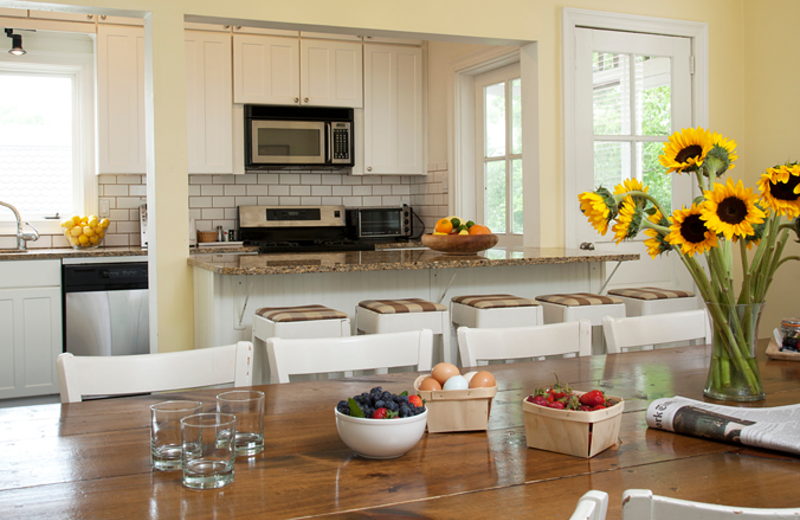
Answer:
[325, 122, 333, 164]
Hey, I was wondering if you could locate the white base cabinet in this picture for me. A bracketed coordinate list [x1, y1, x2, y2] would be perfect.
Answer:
[0, 261, 63, 400]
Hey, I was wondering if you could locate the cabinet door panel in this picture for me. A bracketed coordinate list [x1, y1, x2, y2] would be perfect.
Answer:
[185, 31, 233, 174]
[97, 25, 146, 174]
[23, 294, 57, 388]
[233, 35, 299, 105]
[301, 40, 363, 107]
[0, 298, 15, 392]
[363, 45, 424, 175]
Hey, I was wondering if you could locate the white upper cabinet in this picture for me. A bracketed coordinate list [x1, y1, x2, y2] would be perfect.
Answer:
[185, 31, 233, 174]
[96, 25, 146, 174]
[362, 44, 424, 175]
[233, 34, 300, 105]
[301, 39, 363, 108]
[233, 34, 363, 108]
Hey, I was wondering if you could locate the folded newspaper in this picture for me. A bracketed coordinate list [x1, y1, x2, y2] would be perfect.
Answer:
[646, 396, 800, 456]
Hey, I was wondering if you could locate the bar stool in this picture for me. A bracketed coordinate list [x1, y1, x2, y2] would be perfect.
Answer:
[451, 294, 543, 329]
[606, 287, 698, 316]
[252, 304, 351, 384]
[355, 298, 451, 365]
[535, 292, 626, 353]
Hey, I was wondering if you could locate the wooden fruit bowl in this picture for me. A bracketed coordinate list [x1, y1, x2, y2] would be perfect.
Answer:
[421, 233, 498, 255]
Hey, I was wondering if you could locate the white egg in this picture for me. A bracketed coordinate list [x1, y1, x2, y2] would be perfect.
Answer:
[462, 371, 478, 384]
[443, 374, 469, 390]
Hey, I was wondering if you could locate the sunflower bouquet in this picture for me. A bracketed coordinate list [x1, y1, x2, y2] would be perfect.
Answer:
[579, 127, 800, 402]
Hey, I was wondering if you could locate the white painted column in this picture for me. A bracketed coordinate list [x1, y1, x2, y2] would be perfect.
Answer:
[520, 42, 540, 249]
[144, 10, 192, 352]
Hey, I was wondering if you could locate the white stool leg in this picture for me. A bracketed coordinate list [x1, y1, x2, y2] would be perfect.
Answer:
[440, 310, 452, 365]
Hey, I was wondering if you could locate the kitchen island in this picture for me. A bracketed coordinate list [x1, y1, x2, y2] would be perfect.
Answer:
[190, 247, 638, 378]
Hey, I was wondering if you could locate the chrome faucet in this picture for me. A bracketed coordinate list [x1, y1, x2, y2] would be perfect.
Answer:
[0, 201, 39, 251]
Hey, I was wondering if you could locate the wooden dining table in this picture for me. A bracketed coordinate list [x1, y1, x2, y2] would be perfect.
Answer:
[2, 343, 799, 519]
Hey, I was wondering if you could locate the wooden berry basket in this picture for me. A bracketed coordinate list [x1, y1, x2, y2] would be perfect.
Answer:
[414, 375, 497, 433]
[522, 392, 624, 458]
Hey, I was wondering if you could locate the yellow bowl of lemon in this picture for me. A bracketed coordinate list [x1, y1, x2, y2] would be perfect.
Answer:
[60, 215, 110, 250]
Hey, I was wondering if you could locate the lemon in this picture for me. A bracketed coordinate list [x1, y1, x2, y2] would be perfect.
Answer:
[98, 230, 105, 239]
[88, 218, 98, 228]
[432, 231, 449, 235]
[70, 226, 83, 237]
[69, 236, 80, 246]
[71, 215, 82, 225]
[100, 218, 110, 228]
[83, 226, 95, 237]
[78, 235, 89, 245]
[458, 229, 469, 235]
[90, 236, 99, 245]
[60, 219, 72, 228]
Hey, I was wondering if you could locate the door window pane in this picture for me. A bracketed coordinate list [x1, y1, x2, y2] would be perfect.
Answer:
[511, 78, 522, 155]
[594, 141, 630, 190]
[638, 141, 671, 214]
[592, 52, 629, 136]
[485, 160, 506, 233]
[511, 158, 523, 233]
[484, 82, 506, 157]
[0, 74, 73, 216]
[635, 56, 671, 136]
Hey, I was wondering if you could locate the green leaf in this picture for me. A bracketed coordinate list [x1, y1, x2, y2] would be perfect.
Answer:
[386, 410, 399, 419]
[399, 390, 408, 397]
[347, 398, 364, 418]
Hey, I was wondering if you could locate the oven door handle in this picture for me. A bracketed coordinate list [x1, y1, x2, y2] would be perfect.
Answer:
[325, 122, 333, 164]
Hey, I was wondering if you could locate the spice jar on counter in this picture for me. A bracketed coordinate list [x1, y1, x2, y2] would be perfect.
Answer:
[780, 317, 800, 352]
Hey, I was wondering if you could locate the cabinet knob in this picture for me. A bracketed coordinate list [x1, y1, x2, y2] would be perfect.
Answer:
[304, 97, 309, 103]
[224, 25, 230, 29]
[100, 15, 107, 20]
[294, 98, 299, 103]
[87, 14, 94, 20]
[235, 26, 242, 30]
[367, 167, 372, 172]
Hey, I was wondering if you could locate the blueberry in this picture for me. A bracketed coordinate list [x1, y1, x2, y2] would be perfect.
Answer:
[386, 400, 399, 412]
[397, 394, 409, 403]
[337, 402, 350, 415]
[413, 406, 424, 415]
[381, 391, 393, 401]
[399, 405, 410, 417]
[374, 400, 385, 409]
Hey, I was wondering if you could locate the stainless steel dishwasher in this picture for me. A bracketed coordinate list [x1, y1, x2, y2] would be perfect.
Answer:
[62, 260, 149, 356]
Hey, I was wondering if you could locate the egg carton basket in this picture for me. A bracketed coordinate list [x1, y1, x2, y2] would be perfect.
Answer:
[522, 392, 624, 458]
[413, 374, 497, 433]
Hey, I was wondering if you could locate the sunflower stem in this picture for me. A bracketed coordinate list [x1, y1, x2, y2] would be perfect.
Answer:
[760, 227, 790, 301]
[738, 240, 752, 305]
[754, 215, 781, 301]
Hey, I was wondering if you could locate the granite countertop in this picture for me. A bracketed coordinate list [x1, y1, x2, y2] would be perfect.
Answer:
[187, 247, 640, 275]
[0, 246, 149, 261]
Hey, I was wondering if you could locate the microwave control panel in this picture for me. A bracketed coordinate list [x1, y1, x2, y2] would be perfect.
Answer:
[331, 122, 351, 164]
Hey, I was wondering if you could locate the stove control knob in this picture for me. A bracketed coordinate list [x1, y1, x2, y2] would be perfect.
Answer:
[404, 219, 409, 224]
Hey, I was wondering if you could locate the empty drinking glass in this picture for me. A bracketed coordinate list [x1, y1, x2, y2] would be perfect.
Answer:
[181, 413, 237, 489]
[150, 400, 203, 471]
[216, 390, 265, 456]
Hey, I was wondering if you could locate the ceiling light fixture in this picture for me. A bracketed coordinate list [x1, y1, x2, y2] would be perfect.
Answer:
[5, 28, 26, 56]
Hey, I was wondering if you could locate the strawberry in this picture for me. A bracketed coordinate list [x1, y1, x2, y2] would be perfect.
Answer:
[408, 395, 423, 408]
[531, 395, 549, 407]
[548, 401, 566, 409]
[579, 389, 605, 408]
[591, 404, 606, 411]
[371, 407, 388, 419]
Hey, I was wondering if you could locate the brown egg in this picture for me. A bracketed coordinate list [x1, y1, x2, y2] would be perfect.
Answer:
[418, 377, 443, 391]
[431, 362, 460, 385]
[468, 370, 496, 388]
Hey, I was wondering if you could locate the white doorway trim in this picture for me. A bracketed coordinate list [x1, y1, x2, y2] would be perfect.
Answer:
[562, 7, 709, 248]
[447, 42, 541, 247]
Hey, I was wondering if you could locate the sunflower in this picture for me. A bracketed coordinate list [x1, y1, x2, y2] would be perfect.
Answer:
[703, 132, 739, 177]
[612, 196, 641, 244]
[700, 178, 765, 241]
[643, 210, 673, 259]
[758, 163, 800, 218]
[666, 204, 719, 257]
[659, 127, 714, 174]
[613, 178, 648, 196]
[578, 188, 616, 235]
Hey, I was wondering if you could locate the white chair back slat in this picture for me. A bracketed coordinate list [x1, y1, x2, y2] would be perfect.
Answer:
[569, 491, 609, 520]
[622, 489, 800, 520]
[456, 320, 592, 367]
[57, 341, 254, 403]
[603, 310, 712, 354]
[266, 329, 434, 384]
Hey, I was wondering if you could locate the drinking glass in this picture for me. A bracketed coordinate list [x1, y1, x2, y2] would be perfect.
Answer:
[181, 413, 237, 489]
[150, 400, 203, 471]
[216, 390, 265, 456]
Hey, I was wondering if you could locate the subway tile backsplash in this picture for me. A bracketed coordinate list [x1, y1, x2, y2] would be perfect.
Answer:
[2, 164, 447, 248]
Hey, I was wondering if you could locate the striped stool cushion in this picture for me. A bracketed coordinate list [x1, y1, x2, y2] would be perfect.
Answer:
[608, 287, 696, 301]
[359, 298, 447, 314]
[255, 305, 348, 323]
[452, 294, 539, 309]
[536, 293, 623, 307]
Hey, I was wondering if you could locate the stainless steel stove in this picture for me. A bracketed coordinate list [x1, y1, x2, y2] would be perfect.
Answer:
[238, 205, 376, 253]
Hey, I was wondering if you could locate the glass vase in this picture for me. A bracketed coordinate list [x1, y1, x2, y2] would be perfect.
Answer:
[703, 301, 765, 402]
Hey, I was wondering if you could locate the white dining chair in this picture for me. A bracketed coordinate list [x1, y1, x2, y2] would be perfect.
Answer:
[602, 310, 712, 354]
[569, 490, 609, 520]
[56, 341, 254, 403]
[456, 320, 592, 367]
[622, 489, 800, 520]
[266, 329, 433, 384]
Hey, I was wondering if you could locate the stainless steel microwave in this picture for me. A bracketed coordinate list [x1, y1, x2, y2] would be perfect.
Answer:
[346, 205, 413, 239]
[244, 105, 354, 169]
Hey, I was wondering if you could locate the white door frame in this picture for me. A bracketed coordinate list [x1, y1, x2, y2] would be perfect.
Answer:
[562, 7, 709, 249]
[448, 42, 540, 247]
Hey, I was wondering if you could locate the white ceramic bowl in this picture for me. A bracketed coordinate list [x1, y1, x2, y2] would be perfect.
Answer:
[334, 407, 428, 459]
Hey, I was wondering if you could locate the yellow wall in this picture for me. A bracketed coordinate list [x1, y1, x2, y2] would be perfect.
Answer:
[8, 0, 795, 346]
[743, 0, 800, 333]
